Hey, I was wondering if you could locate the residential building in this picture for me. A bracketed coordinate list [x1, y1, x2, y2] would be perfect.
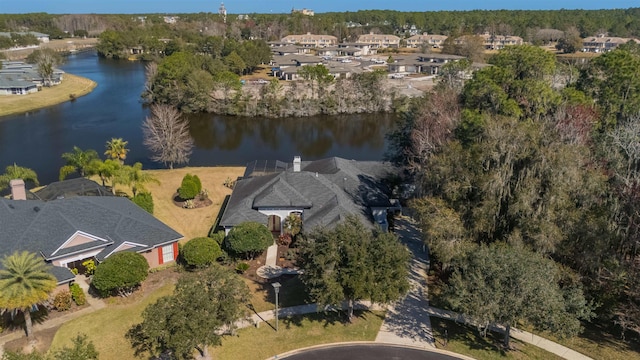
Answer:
[387, 53, 465, 75]
[218, 156, 400, 235]
[406, 33, 448, 48]
[477, 33, 523, 50]
[582, 34, 640, 53]
[357, 32, 401, 48]
[0, 179, 183, 287]
[280, 33, 338, 47]
[292, 8, 315, 16]
[0, 60, 64, 95]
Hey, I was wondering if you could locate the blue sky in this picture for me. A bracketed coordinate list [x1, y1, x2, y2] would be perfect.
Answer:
[1, 1, 638, 14]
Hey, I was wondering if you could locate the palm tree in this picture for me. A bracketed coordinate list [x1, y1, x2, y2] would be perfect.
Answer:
[0, 164, 39, 191]
[86, 159, 121, 187]
[105, 138, 129, 165]
[113, 163, 159, 196]
[0, 251, 56, 340]
[60, 146, 99, 180]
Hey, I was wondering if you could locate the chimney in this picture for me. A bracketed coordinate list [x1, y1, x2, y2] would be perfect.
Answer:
[10, 179, 26, 200]
[293, 156, 301, 172]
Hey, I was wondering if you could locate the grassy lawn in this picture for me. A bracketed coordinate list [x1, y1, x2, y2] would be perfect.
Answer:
[129, 166, 244, 241]
[430, 318, 564, 360]
[244, 275, 309, 313]
[0, 74, 96, 117]
[532, 322, 640, 360]
[49, 283, 174, 360]
[211, 311, 384, 360]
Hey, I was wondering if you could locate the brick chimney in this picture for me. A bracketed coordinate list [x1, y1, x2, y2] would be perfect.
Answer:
[293, 156, 301, 172]
[10, 179, 26, 200]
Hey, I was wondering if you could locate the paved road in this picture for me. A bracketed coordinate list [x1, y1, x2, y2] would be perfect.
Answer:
[279, 343, 472, 360]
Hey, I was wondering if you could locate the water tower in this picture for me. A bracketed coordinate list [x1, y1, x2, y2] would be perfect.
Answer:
[219, 2, 227, 24]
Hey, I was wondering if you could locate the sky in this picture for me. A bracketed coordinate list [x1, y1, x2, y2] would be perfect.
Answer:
[1, 0, 638, 14]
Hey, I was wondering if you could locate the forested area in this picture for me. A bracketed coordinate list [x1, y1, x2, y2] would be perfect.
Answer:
[386, 43, 640, 342]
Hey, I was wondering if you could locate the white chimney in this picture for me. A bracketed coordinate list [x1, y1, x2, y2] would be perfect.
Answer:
[293, 156, 301, 172]
[10, 179, 26, 200]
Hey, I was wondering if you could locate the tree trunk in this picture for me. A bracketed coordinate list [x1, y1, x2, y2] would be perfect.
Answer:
[504, 324, 511, 348]
[24, 307, 34, 338]
[196, 344, 212, 360]
[347, 298, 354, 322]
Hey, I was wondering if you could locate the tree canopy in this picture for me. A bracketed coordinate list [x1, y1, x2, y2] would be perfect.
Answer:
[91, 252, 149, 297]
[298, 215, 410, 320]
[224, 222, 273, 259]
[127, 265, 250, 360]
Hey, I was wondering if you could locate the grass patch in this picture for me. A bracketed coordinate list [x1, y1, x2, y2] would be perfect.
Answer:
[430, 317, 564, 360]
[0, 74, 96, 117]
[245, 275, 308, 313]
[211, 310, 384, 360]
[49, 283, 174, 360]
[531, 321, 640, 360]
[101, 166, 244, 241]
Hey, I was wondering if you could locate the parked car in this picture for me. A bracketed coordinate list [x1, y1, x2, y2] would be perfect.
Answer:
[390, 73, 405, 79]
[341, 59, 352, 63]
[256, 79, 269, 84]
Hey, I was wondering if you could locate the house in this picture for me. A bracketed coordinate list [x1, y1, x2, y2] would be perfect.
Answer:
[357, 32, 401, 48]
[406, 33, 448, 48]
[280, 33, 338, 48]
[582, 34, 640, 53]
[387, 53, 465, 75]
[0, 77, 38, 95]
[0, 60, 65, 94]
[0, 180, 183, 288]
[476, 33, 523, 50]
[218, 156, 400, 236]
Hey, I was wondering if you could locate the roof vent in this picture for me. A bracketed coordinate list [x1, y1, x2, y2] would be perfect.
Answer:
[293, 156, 301, 172]
[33, 206, 40, 212]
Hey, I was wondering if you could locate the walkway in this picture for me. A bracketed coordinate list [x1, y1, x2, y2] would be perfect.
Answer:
[257, 241, 301, 279]
[375, 215, 435, 348]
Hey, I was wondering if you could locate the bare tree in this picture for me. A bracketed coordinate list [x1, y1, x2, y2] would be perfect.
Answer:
[142, 105, 194, 169]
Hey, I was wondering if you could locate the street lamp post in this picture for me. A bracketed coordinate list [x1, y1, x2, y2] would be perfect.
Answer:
[272, 282, 281, 332]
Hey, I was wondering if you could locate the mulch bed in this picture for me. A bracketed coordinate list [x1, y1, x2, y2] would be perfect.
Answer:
[171, 193, 213, 209]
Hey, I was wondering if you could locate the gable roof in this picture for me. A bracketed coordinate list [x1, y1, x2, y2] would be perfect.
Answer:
[219, 157, 396, 231]
[0, 196, 183, 263]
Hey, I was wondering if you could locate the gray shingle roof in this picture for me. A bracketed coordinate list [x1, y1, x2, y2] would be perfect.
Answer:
[219, 157, 396, 231]
[0, 197, 183, 263]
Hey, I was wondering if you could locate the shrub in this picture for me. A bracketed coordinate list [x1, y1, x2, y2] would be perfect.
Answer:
[132, 192, 154, 214]
[181, 237, 222, 269]
[277, 233, 292, 247]
[178, 174, 201, 200]
[225, 222, 273, 259]
[210, 230, 225, 245]
[71, 268, 79, 275]
[53, 290, 72, 311]
[91, 252, 149, 297]
[70, 283, 86, 306]
[183, 199, 195, 209]
[235, 262, 250, 274]
[82, 259, 96, 275]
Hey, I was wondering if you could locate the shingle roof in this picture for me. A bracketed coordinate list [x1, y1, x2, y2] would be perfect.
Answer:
[219, 157, 396, 231]
[34, 178, 114, 201]
[0, 197, 183, 264]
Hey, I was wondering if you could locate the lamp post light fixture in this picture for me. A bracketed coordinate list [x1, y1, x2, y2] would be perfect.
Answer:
[272, 282, 282, 331]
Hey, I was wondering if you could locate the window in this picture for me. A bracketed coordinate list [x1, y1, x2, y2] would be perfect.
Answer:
[162, 244, 174, 263]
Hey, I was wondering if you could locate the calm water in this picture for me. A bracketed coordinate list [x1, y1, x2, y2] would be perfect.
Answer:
[0, 51, 395, 185]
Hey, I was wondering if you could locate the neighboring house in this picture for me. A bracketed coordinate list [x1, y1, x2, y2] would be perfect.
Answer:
[357, 32, 401, 48]
[406, 33, 448, 48]
[0, 60, 65, 95]
[33, 177, 114, 201]
[387, 53, 465, 75]
[582, 34, 640, 52]
[270, 55, 324, 80]
[271, 45, 310, 56]
[281, 33, 338, 48]
[338, 43, 375, 55]
[291, 8, 315, 16]
[476, 33, 523, 50]
[218, 156, 400, 236]
[0, 31, 49, 43]
[0, 180, 183, 287]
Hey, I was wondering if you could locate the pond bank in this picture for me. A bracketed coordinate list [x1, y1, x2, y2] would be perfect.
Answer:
[0, 73, 97, 118]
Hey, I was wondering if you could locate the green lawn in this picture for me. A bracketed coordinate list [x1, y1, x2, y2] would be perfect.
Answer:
[430, 318, 564, 360]
[211, 311, 385, 360]
[49, 283, 174, 360]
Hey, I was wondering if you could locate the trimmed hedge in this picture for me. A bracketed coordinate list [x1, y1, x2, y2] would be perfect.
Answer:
[178, 174, 202, 200]
[225, 222, 273, 259]
[91, 252, 149, 297]
[181, 237, 222, 269]
[70, 283, 86, 306]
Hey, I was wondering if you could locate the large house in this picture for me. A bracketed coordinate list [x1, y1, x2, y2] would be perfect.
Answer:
[0, 180, 183, 287]
[406, 33, 448, 48]
[280, 33, 338, 48]
[218, 156, 400, 236]
[357, 32, 401, 48]
[582, 34, 640, 53]
[387, 53, 466, 75]
[0, 61, 65, 95]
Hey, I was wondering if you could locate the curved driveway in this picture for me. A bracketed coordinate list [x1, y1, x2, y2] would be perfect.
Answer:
[278, 343, 471, 360]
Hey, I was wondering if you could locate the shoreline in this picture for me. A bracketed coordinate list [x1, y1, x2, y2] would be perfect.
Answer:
[0, 73, 97, 118]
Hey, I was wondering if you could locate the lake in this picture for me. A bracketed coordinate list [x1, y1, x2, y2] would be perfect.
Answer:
[0, 51, 396, 185]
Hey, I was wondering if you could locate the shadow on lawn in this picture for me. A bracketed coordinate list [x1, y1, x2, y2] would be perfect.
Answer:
[280, 310, 381, 330]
